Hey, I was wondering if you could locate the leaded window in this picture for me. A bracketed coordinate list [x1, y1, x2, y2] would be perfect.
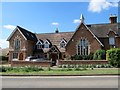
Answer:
[77, 39, 89, 55]
[14, 39, 20, 50]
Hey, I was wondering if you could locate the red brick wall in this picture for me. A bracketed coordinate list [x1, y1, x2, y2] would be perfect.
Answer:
[116, 37, 120, 48]
[8, 29, 36, 61]
[58, 60, 108, 65]
[66, 23, 101, 57]
[11, 61, 51, 67]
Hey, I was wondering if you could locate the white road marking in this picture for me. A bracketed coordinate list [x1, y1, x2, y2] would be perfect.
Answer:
[2, 76, 119, 78]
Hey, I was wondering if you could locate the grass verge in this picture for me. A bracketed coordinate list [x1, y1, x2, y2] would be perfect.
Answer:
[1, 68, 118, 75]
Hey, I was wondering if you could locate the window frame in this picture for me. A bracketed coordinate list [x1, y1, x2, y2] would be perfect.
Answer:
[14, 38, 21, 50]
[109, 37, 115, 45]
[77, 39, 89, 55]
[44, 40, 50, 48]
[60, 39, 67, 48]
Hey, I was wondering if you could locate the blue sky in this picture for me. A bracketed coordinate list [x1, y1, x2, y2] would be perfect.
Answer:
[1, 1, 119, 48]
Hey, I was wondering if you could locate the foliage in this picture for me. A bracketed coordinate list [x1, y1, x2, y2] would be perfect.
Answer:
[0, 56, 8, 61]
[71, 53, 94, 60]
[93, 50, 106, 60]
[106, 48, 120, 68]
[0, 66, 44, 72]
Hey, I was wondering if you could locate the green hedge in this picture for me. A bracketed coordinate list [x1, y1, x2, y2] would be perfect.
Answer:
[71, 53, 94, 60]
[93, 50, 106, 60]
[0, 56, 8, 61]
[106, 48, 120, 68]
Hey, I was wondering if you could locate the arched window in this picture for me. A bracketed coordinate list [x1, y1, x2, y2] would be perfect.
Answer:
[14, 39, 20, 50]
[60, 39, 67, 48]
[77, 39, 89, 55]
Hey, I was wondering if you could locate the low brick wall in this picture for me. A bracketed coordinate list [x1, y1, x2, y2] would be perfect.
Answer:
[58, 60, 108, 65]
[11, 61, 51, 67]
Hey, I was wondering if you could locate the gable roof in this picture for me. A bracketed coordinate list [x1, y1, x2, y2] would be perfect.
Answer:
[36, 32, 74, 50]
[87, 23, 118, 37]
[17, 26, 38, 41]
[66, 22, 104, 47]
[7, 26, 37, 41]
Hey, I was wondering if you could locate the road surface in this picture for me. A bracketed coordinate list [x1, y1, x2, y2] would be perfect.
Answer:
[2, 76, 118, 88]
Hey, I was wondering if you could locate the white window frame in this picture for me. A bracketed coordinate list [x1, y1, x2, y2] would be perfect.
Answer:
[77, 39, 89, 55]
[36, 40, 43, 49]
[109, 37, 115, 45]
[44, 40, 50, 48]
[60, 39, 67, 48]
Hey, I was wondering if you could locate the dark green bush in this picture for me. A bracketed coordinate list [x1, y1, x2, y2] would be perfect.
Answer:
[71, 53, 94, 60]
[0, 56, 8, 60]
[93, 50, 106, 60]
[106, 48, 120, 68]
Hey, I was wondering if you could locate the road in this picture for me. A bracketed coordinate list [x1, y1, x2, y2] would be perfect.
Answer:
[2, 76, 118, 88]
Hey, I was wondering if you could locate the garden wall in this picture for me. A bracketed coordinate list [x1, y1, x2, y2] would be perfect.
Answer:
[11, 61, 51, 67]
[58, 60, 108, 65]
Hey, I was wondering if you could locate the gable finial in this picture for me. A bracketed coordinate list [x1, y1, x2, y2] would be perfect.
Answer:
[80, 14, 84, 23]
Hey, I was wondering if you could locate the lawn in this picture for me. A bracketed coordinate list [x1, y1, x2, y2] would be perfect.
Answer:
[1, 68, 118, 75]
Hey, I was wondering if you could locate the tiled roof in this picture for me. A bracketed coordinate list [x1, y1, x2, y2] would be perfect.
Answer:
[35, 23, 119, 51]
[87, 23, 118, 37]
[17, 26, 38, 41]
[36, 32, 74, 52]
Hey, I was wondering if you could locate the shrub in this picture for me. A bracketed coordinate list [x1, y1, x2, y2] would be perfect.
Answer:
[106, 48, 120, 68]
[47, 67, 51, 71]
[71, 53, 94, 60]
[0, 56, 8, 63]
[93, 50, 106, 60]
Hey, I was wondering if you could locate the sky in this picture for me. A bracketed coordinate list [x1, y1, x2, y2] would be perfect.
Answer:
[0, 0, 119, 49]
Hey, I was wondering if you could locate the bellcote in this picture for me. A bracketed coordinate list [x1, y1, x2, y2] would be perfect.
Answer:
[80, 14, 85, 23]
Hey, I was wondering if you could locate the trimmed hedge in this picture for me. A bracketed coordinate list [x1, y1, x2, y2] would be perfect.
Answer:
[93, 50, 106, 60]
[106, 48, 120, 68]
[71, 53, 94, 60]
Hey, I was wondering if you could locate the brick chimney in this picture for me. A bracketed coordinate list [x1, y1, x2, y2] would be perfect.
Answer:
[109, 14, 117, 24]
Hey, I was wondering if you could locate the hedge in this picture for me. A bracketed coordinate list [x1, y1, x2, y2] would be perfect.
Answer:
[93, 50, 106, 60]
[106, 48, 120, 68]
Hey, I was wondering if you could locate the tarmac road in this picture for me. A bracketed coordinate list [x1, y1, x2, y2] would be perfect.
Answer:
[2, 76, 118, 88]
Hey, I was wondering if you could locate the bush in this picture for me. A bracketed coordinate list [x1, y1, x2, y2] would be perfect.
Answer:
[0, 56, 8, 61]
[71, 53, 94, 60]
[93, 50, 106, 60]
[106, 48, 120, 68]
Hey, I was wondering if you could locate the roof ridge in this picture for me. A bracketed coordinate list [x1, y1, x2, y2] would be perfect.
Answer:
[17, 26, 34, 34]
[87, 23, 118, 26]
[36, 31, 74, 35]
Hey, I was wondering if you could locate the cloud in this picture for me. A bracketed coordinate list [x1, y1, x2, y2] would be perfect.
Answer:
[51, 22, 59, 26]
[0, 39, 9, 49]
[88, 0, 118, 13]
[73, 19, 80, 24]
[3, 25, 16, 30]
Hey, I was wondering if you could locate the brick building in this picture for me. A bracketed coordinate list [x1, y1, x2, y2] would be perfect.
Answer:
[7, 14, 120, 65]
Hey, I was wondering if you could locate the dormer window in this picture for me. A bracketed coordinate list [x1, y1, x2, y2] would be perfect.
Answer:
[109, 37, 115, 45]
[60, 39, 67, 48]
[44, 40, 50, 48]
[36, 40, 43, 49]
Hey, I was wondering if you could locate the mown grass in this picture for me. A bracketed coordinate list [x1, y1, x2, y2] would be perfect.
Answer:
[1, 68, 118, 75]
